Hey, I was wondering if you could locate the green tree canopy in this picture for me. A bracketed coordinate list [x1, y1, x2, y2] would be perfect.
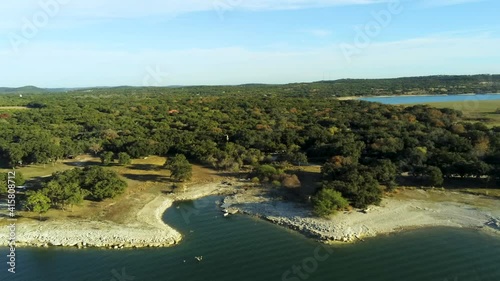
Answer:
[118, 152, 132, 165]
[25, 191, 51, 220]
[312, 188, 349, 217]
[100, 151, 114, 165]
[81, 166, 127, 200]
[165, 154, 192, 182]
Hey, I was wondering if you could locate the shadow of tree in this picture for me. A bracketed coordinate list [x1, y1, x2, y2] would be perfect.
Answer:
[64, 160, 101, 167]
[217, 171, 248, 178]
[122, 173, 172, 183]
[128, 164, 161, 171]
[295, 169, 322, 196]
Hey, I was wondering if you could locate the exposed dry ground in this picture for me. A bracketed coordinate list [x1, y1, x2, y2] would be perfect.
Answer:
[223, 188, 500, 243]
[0, 156, 234, 248]
[1, 158, 498, 249]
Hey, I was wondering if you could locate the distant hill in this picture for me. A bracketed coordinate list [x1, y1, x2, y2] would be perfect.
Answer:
[2, 74, 499, 96]
[0, 86, 72, 94]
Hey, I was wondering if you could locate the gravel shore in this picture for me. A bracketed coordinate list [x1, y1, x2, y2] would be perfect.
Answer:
[2, 184, 498, 249]
[0, 194, 183, 249]
[222, 190, 500, 243]
[0, 182, 234, 249]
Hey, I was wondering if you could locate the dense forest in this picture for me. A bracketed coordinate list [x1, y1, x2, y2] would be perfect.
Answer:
[0, 76, 499, 215]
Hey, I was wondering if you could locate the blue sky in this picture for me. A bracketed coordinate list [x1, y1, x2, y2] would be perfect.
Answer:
[0, 0, 499, 87]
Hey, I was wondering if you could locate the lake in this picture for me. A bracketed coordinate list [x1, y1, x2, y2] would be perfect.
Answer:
[1, 196, 499, 281]
[359, 93, 500, 104]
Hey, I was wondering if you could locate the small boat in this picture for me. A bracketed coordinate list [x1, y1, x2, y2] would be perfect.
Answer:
[223, 212, 230, 217]
[195, 256, 203, 262]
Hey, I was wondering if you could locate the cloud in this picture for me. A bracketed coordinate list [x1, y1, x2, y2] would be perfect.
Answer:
[1, 33, 499, 87]
[300, 29, 333, 38]
[0, 0, 390, 20]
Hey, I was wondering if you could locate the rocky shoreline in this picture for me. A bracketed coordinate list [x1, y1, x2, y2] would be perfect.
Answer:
[2, 184, 499, 249]
[3, 220, 182, 249]
[222, 191, 500, 243]
[0, 182, 235, 249]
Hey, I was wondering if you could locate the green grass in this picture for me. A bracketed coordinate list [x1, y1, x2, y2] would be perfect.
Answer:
[420, 99, 500, 127]
[0, 162, 76, 179]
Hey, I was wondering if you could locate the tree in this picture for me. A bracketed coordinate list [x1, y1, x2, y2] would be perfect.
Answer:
[64, 182, 87, 210]
[321, 155, 356, 181]
[43, 181, 86, 210]
[42, 181, 65, 208]
[7, 144, 25, 167]
[255, 165, 278, 181]
[25, 191, 51, 220]
[125, 139, 153, 158]
[100, 151, 114, 165]
[81, 166, 127, 200]
[426, 166, 444, 186]
[324, 174, 382, 209]
[0, 171, 25, 195]
[285, 152, 308, 166]
[88, 142, 103, 156]
[372, 159, 398, 190]
[165, 154, 192, 182]
[412, 166, 444, 186]
[90, 179, 127, 200]
[312, 188, 349, 217]
[118, 152, 132, 165]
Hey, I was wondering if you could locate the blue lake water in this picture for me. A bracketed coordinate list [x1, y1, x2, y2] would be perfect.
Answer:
[1, 196, 499, 280]
[359, 93, 500, 104]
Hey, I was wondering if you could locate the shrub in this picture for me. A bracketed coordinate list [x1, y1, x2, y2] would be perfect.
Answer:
[118, 152, 132, 165]
[100, 151, 114, 165]
[281, 174, 301, 189]
[312, 188, 349, 217]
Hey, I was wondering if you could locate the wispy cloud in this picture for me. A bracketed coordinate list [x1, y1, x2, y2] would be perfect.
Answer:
[0, 0, 391, 20]
[2, 33, 498, 87]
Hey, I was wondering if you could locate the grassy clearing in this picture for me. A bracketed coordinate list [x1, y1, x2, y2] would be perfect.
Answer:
[0, 161, 76, 179]
[421, 99, 500, 127]
[1, 155, 223, 224]
[390, 188, 500, 208]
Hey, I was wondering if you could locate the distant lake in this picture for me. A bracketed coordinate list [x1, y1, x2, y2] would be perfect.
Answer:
[360, 93, 500, 104]
[2, 196, 500, 281]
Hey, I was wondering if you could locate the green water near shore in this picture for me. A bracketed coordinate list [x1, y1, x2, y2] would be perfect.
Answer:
[2, 196, 499, 281]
